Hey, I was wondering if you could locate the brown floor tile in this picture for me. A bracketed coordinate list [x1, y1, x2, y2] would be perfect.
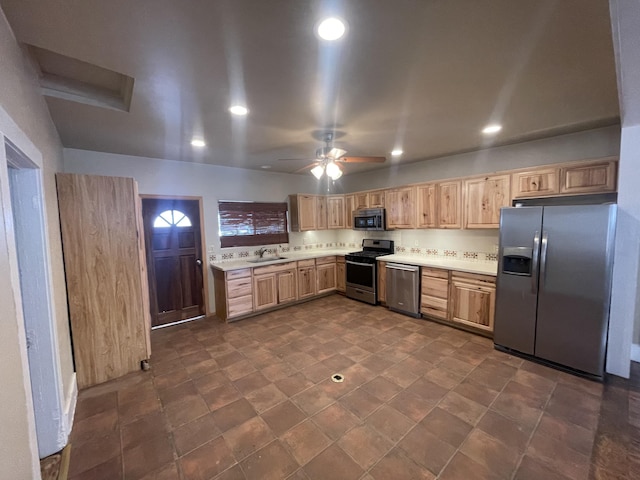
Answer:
[233, 371, 271, 395]
[545, 384, 601, 431]
[398, 423, 456, 475]
[515, 455, 573, 480]
[337, 424, 392, 470]
[122, 412, 169, 449]
[283, 351, 318, 370]
[119, 386, 162, 424]
[490, 386, 544, 430]
[158, 380, 200, 407]
[300, 362, 333, 384]
[185, 358, 220, 379]
[437, 356, 477, 376]
[281, 420, 332, 466]
[366, 404, 415, 443]
[339, 363, 377, 387]
[69, 456, 123, 480]
[173, 412, 221, 456]
[302, 444, 364, 480]
[361, 376, 403, 402]
[214, 464, 247, 480]
[454, 378, 500, 407]
[359, 354, 394, 373]
[193, 370, 231, 394]
[368, 447, 435, 480]
[311, 403, 359, 440]
[70, 408, 119, 445]
[476, 410, 533, 454]
[223, 359, 257, 381]
[202, 383, 242, 411]
[459, 429, 521, 479]
[165, 395, 210, 429]
[322, 353, 356, 371]
[240, 440, 298, 480]
[420, 407, 473, 448]
[74, 391, 118, 422]
[261, 400, 307, 437]
[261, 361, 299, 382]
[536, 413, 596, 457]
[388, 390, 434, 422]
[275, 372, 314, 397]
[438, 451, 497, 480]
[215, 351, 245, 368]
[68, 431, 121, 478]
[223, 416, 275, 461]
[438, 390, 487, 425]
[380, 363, 420, 388]
[341, 345, 372, 363]
[292, 384, 335, 416]
[181, 436, 236, 480]
[123, 435, 174, 480]
[339, 387, 384, 419]
[211, 398, 257, 432]
[526, 428, 591, 479]
[153, 368, 191, 391]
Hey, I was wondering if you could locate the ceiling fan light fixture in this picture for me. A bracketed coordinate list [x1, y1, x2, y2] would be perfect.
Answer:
[391, 149, 403, 156]
[229, 105, 249, 116]
[326, 161, 342, 180]
[311, 164, 325, 179]
[317, 17, 346, 41]
[191, 138, 206, 147]
[482, 124, 502, 135]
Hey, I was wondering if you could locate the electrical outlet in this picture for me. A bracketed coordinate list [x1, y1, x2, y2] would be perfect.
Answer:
[493, 244, 499, 253]
[414, 240, 419, 247]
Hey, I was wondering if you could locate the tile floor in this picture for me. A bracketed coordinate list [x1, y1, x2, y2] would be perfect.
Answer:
[67, 295, 639, 480]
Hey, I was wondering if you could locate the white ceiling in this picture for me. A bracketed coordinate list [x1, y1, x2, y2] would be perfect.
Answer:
[1, 0, 620, 175]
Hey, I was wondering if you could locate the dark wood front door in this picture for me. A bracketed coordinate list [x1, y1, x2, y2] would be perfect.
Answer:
[142, 198, 205, 327]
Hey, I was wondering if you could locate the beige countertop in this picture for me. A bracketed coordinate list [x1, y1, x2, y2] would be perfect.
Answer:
[210, 249, 353, 272]
[379, 254, 498, 276]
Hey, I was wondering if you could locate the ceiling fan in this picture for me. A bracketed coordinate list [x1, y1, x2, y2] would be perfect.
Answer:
[280, 133, 386, 180]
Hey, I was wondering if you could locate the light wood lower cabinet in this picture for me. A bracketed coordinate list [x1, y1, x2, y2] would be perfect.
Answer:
[214, 268, 254, 321]
[377, 261, 387, 304]
[253, 262, 298, 311]
[317, 263, 337, 293]
[253, 274, 278, 311]
[298, 265, 317, 299]
[336, 257, 346, 293]
[420, 267, 449, 320]
[277, 270, 297, 304]
[449, 272, 496, 332]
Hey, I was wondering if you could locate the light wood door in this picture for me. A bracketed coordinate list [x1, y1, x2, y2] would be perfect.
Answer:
[369, 190, 385, 208]
[450, 275, 496, 332]
[56, 173, 149, 388]
[298, 195, 317, 231]
[438, 181, 462, 228]
[511, 167, 560, 198]
[377, 261, 387, 303]
[253, 274, 278, 311]
[464, 174, 511, 229]
[354, 192, 369, 209]
[277, 270, 297, 304]
[336, 260, 346, 292]
[316, 196, 328, 230]
[142, 198, 205, 327]
[417, 183, 437, 228]
[317, 262, 337, 293]
[298, 266, 316, 299]
[344, 195, 356, 229]
[559, 161, 616, 194]
[327, 195, 345, 229]
[386, 186, 416, 229]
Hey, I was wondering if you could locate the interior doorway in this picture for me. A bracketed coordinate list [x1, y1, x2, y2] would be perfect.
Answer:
[141, 196, 206, 328]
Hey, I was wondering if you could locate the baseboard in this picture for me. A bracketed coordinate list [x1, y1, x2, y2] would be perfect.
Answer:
[631, 344, 640, 363]
[63, 373, 77, 438]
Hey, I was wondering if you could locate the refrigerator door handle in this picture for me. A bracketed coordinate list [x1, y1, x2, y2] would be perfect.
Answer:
[540, 231, 549, 290]
[532, 231, 540, 294]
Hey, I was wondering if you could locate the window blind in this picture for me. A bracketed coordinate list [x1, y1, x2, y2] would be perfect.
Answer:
[218, 201, 289, 248]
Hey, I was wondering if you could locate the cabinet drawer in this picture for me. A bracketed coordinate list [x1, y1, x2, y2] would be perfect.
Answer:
[421, 277, 449, 298]
[316, 256, 336, 265]
[422, 306, 448, 320]
[253, 261, 297, 275]
[226, 268, 251, 280]
[227, 277, 252, 298]
[421, 294, 448, 312]
[337, 256, 345, 264]
[421, 267, 449, 279]
[298, 259, 315, 268]
[228, 295, 253, 317]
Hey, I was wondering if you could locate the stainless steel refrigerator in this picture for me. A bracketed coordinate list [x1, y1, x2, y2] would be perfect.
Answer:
[494, 205, 616, 378]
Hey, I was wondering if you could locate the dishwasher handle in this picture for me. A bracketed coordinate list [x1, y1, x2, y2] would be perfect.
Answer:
[386, 263, 420, 272]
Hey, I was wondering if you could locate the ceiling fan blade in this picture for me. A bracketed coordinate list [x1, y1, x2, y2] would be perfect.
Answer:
[338, 156, 386, 163]
[293, 163, 319, 174]
[279, 158, 316, 162]
[328, 147, 347, 159]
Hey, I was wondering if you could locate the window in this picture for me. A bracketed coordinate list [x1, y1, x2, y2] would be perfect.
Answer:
[153, 209, 192, 228]
[218, 201, 289, 248]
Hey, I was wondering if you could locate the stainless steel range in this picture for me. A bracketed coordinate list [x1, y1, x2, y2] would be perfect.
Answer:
[345, 239, 394, 305]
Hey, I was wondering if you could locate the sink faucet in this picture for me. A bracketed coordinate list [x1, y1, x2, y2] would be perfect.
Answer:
[258, 247, 268, 258]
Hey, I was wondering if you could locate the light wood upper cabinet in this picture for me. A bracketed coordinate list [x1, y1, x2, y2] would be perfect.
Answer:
[354, 192, 369, 209]
[289, 194, 316, 231]
[438, 181, 462, 228]
[369, 190, 385, 208]
[316, 195, 328, 230]
[511, 167, 560, 199]
[327, 195, 346, 229]
[560, 160, 616, 194]
[416, 183, 437, 228]
[464, 174, 510, 229]
[386, 186, 416, 229]
[336, 257, 345, 293]
[253, 273, 278, 311]
[344, 195, 356, 229]
[277, 270, 297, 304]
[450, 272, 496, 333]
[298, 265, 316, 299]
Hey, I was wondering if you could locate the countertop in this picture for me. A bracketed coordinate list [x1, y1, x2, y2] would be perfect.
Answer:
[378, 254, 498, 276]
[210, 249, 497, 276]
[210, 249, 353, 272]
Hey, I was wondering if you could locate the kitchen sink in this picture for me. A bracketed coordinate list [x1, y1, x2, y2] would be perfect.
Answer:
[247, 256, 288, 263]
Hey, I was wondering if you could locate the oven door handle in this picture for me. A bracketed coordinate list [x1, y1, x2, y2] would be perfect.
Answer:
[346, 260, 374, 267]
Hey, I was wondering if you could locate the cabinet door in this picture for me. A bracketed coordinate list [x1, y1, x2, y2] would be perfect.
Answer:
[464, 175, 510, 229]
[336, 261, 346, 292]
[277, 270, 297, 304]
[317, 263, 337, 293]
[377, 261, 387, 303]
[253, 274, 278, 311]
[450, 277, 495, 332]
[438, 181, 462, 229]
[298, 267, 317, 299]
[298, 195, 317, 231]
[511, 167, 559, 198]
[386, 187, 416, 229]
[559, 161, 616, 194]
[354, 192, 369, 209]
[369, 190, 385, 208]
[316, 196, 328, 230]
[417, 183, 437, 228]
[344, 195, 356, 229]
[327, 195, 345, 229]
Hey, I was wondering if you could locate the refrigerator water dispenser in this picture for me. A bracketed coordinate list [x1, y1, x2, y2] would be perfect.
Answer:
[502, 247, 533, 276]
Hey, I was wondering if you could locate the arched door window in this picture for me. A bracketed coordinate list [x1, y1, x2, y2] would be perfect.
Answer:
[153, 209, 192, 228]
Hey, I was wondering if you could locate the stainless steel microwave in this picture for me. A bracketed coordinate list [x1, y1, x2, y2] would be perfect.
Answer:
[353, 208, 386, 231]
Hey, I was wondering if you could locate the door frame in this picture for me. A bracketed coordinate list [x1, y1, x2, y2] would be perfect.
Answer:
[140, 194, 210, 318]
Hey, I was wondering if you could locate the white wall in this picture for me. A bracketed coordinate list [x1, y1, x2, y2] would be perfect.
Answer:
[0, 6, 73, 478]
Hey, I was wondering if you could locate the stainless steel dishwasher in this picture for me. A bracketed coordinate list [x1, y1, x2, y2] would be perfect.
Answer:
[386, 263, 420, 317]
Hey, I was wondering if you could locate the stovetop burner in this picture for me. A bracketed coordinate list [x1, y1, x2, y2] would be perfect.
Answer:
[344, 239, 394, 264]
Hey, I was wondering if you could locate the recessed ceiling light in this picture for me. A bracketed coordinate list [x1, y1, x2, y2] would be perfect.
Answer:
[482, 124, 502, 135]
[191, 138, 206, 147]
[261, 165, 271, 169]
[229, 105, 248, 116]
[317, 17, 346, 41]
[391, 149, 403, 156]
